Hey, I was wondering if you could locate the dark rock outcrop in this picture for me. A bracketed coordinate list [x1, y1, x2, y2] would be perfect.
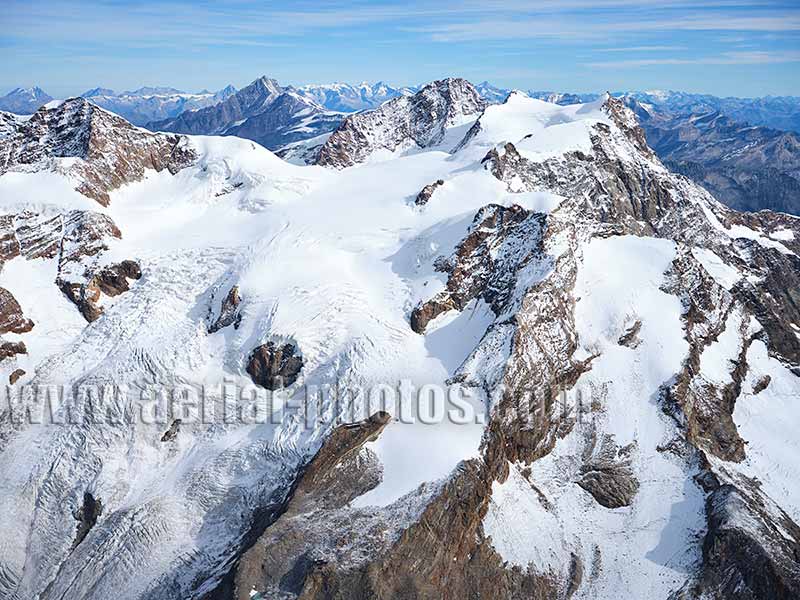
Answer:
[414, 179, 444, 206]
[676, 479, 800, 600]
[59, 260, 142, 322]
[0, 98, 196, 205]
[8, 368, 25, 384]
[161, 419, 182, 442]
[73, 492, 103, 548]
[617, 320, 642, 348]
[208, 285, 242, 333]
[246, 342, 304, 390]
[577, 434, 639, 509]
[0, 340, 26, 362]
[411, 204, 545, 334]
[0, 288, 33, 334]
[14, 211, 64, 259]
[0, 214, 21, 260]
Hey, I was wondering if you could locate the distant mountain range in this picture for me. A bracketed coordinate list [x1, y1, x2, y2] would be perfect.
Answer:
[80, 85, 237, 126]
[622, 98, 800, 215]
[3, 80, 800, 214]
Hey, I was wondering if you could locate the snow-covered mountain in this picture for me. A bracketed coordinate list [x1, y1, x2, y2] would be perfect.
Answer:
[0, 86, 54, 114]
[315, 77, 486, 168]
[80, 85, 237, 126]
[147, 76, 345, 152]
[625, 90, 800, 134]
[1, 82, 799, 600]
[520, 90, 800, 215]
[147, 76, 285, 135]
[473, 81, 510, 104]
[295, 81, 415, 112]
[625, 96, 800, 215]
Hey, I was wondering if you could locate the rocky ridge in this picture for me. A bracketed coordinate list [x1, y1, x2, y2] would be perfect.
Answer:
[0, 97, 196, 205]
[315, 78, 486, 168]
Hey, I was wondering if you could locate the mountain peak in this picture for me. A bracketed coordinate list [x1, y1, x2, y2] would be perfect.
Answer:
[81, 87, 116, 98]
[315, 77, 486, 168]
[0, 86, 54, 114]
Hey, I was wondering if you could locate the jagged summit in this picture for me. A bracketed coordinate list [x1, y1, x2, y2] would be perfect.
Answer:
[81, 87, 116, 98]
[0, 85, 53, 114]
[147, 75, 285, 135]
[315, 77, 486, 168]
[0, 97, 195, 205]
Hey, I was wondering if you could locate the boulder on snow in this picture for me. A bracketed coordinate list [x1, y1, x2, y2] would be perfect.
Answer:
[8, 368, 25, 384]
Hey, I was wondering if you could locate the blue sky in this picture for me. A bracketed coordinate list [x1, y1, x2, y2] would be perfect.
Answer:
[2, 0, 799, 98]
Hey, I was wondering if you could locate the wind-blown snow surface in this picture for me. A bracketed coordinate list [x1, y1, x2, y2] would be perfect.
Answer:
[0, 91, 797, 599]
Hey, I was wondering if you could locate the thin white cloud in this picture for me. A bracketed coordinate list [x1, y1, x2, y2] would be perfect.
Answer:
[585, 50, 800, 68]
[596, 45, 688, 52]
[416, 13, 800, 42]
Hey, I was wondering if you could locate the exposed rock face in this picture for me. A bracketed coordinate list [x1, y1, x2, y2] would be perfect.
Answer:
[58, 260, 143, 322]
[0, 288, 33, 334]
[675, 476, 800, 600]
[73, 492, 103, 548]
[414, 179, 444, 206]
[752, 375, 771, 394]
[50, 208, 141, 322]
[14, 211, 64, 259]
[316, 78, 486, 168]
[58, 210, 122, 270]
[160, 419, 182, 443]
[577, 434, 639, 509]
[208, 285, 242, 333]
[227, 412, 391, 599]
[222, 411, 557, 600]
[0, 214, 20, 260]
[0, 340, 26, 362]
[8, 368, 25, 384]
[0, 97, 196, 205]
[246, 342, 304, 390]
[617, 320, 642, 348]
[148, 76, 283, 136]
[0, 207, 139, 323]
[660, 249, 748, 463]
[411, 204, 546, 333]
